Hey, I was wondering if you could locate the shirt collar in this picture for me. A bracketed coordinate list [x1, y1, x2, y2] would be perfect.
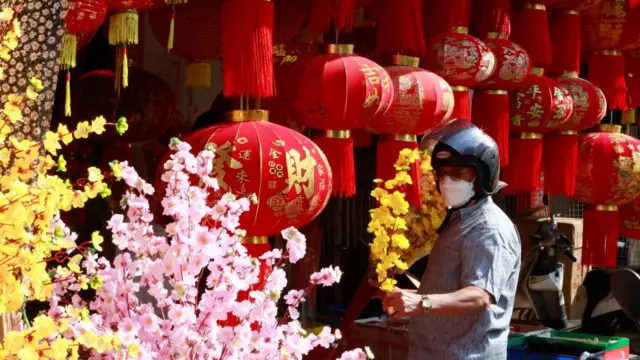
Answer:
[457, 196, 492, 220]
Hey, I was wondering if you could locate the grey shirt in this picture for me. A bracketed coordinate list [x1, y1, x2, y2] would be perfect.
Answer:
[408, 197, 521, 360]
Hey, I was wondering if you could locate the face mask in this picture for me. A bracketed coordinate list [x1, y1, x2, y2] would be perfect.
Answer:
[439, 175, 475, 208]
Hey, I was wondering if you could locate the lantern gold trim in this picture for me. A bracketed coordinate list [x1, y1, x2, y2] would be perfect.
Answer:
[451, 26, 468, 34]
[595, 205, 618, 212]
[487, 32, 508, 40]
[519, 132, 543, 140]
[559, 130, 578, 135]
[601, 50, 622, 56]
[326, 130, 351, 139]
[524, 3, 546, 10]
[531, 67, 544, 76]
[392, 55, 420, 68]
[451, 86, 468, 92]
[241, 236, 269, 245]
[326, 44, 354, 55]
[562, 71, 579, 78]
[598, 124, 622, 133]
[226, 110, 269, 122]
[391, 134, 418, 142]
[485, 90, 508, 95]
[565, 10, 579, 15]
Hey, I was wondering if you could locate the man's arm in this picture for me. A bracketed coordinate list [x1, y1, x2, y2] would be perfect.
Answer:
[382, 285, 491, 318]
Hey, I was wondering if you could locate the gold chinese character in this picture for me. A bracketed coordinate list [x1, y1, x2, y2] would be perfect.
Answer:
[284, 147, 317, 199]
[515, 93, 525, 109]
[527, 103, 543, 120]
[238, 149, 252, 160]
[269, 161, 285, 178]
[273, 140, 285, 147]
[363, 87, 380, 108]
[269, 148, 282, 159]
[236, 169, 249, 184]
[211, 141, 243, 190]
[268, 180, 278, 190]
[527, 85, 541, 98]
[360, 63, 381, 85]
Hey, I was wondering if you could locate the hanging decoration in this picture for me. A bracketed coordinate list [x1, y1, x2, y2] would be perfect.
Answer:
[620, 195, 640, 239]
[295, 44, 393, 197]
[107, 0, 154, 94]
[148, 0, 221, 88]
[501, 72, 574, 193]
[61, 0, 108, 117]
[548, 9, 581, 77]
[510, 3, 552, 69]
[573, 126, 640, 267]
[470, 0, 511, 39]
[624, 50, 640, 126]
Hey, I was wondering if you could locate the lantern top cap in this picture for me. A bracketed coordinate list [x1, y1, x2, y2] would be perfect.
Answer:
[598, 124, 622, 133]
[561, 71, 579, 78]
[487, 32, 508, 40]
[451, 26, 468, 34]
[531, 67, 544, 76]
[326, 44, 354, 55]
[524, 3, 546, 10]
[391, 55, 420, 67]
[226, 110, 269, 123]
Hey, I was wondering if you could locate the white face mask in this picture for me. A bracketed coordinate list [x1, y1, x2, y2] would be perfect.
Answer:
[439, 175, 475, 208]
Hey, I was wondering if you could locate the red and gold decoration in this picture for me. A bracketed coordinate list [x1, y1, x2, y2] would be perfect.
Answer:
[425, 30, 496, 120]
[501, 72, 574, 193]
[369, 56, 454, 206]
[511, 3, 552, 69]
[543, 76, 606, 196]
[61, 0, 108, 117]
[620, 196, 640, 239]
[149, 0, 221, 88]
[108, 0, 154, 94]
[295, 44, 393, 198]
[624, 50, 640, 126]
[573, 126, 640, 267]
[472, 35, 531, 167]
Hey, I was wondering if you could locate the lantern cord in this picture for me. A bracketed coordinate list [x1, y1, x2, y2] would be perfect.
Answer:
[583, 208, 619, 268]
[501, 137, 543, 194]
[542, 132, 578, 196]
[65, 71, 71, 117]
[375, 137, 421, 208]
[588, 53, 629, 111]
[471, 90, 509, 166]
[312, 134, 356, 197]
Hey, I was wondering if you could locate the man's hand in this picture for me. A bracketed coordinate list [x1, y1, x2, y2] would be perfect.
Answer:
[382, 288, 423, 318]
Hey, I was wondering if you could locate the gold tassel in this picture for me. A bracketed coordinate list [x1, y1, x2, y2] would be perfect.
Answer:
[122, 47, 129, 89]
[168, 12, 175, 50]
[622, 109, 636, 125]
[185, 61, 211, 89]
[65, 71, 71, 117]
[109, 11, 139, 46]
[60, 33, 77, 70]
[115, 47, 123, 95]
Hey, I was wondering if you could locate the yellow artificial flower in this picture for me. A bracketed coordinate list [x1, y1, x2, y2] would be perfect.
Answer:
[91, 116, 107, 135]
[68, 254, 83, 273]
[43, 130, 61, 155]
[87, 167, 104, 182]
[57, 124, 73, 144]
[2, 101, 21, 123]
[380, 191, 409, 216]
[91, 231, 104, 252]
[73, 121, 92, 139]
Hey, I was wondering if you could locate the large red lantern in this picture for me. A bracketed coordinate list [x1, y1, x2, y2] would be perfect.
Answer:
[543, 76, 606, 196]
[149, 0, 221, 88]
[295, 44, 393, 197]
[573, 127, 640, 267]
[425, 30, 496, 120]
[183, 115, 333, 237]
[63, 68, 176, 142]
[473, 36, 531, 166]
[501, 72, 574, 193]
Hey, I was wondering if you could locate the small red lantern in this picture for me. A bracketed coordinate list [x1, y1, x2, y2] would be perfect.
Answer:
[425, 30, 496, 120]
[295, 44, 393, 197]
[149, 0, 221, 88]
[620, 196, 640, 239]
[573, 127, 640, 267]
[501, 72, 574, 193]
[473, 36, 531, 166]
[183, 115, 333, 237]
[543, 76, 606, 196]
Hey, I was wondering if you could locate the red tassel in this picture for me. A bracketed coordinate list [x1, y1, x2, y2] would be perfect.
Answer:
[588, 52, 629, 110]
[308, 0, 335, 34]
[471, 0, 511, 39]
[451, 87, 471, 120]
[548, 10, 581, 76]
[423, 0, 473, 37]
[583, 208, 620, 268]
[374, 0, 425, 56]
[336, 0, 355, 33]
[471, 90, 510, 166]
[500, 136, 543, 194]
[312, 133, 356, 198]
[221, 0, 275, 98]
[510, 4, 552, 68]
[543, 132, 578, 196]
[375, 137, 421, 208]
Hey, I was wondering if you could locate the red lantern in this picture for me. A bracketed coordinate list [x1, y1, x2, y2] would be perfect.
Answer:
[63, 68, 177, 142]
[573, 127, 640, 267]
[501, 73, 574, 193]
[368, 55, 453, 205]
[183, 116, 333, 237]
[511, 3, 552, 69]
[620, 196, 640, 239]
[295, 44, 393, 197]
[149, 0, 221, 88]
[543, 76, 606, 196]
[425, 30, 496, 120]
[473, 37, 531, 167]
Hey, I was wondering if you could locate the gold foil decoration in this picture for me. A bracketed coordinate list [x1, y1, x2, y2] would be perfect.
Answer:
[450, 86, 468, 92]
[524, 3, 546, 10]
[601, 50, 622, 56]
[559, 130, 578, 135]
[531, 67, 544, 76]
[451, 26, 468, 34]
[325, 130, 351, 139]
[326, 44, 354, 55]
[392, 134, 417, 142]
[391, 55, 420, 68]
[226, 110, 269, 122]
[562, 71, 579, 78]
[487, 32, 508, 40]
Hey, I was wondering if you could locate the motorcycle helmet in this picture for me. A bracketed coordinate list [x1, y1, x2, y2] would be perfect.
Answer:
[420, 119, 506, 198]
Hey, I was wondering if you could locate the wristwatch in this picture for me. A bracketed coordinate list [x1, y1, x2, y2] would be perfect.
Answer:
[420, 295, 432, 314]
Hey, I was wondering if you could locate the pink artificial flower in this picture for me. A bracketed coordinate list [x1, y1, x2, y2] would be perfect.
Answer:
[310, 266, 343, 287]
[336, 349, 368, 360]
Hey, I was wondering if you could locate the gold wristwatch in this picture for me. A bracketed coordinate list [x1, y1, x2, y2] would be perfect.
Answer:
[421, 295, 432, 314]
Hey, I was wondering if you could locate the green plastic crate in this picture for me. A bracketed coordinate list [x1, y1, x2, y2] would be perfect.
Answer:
[527, 331, 629, 353]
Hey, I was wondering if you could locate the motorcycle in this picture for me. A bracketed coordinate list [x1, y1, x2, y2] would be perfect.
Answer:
[513, 214, 577, 330]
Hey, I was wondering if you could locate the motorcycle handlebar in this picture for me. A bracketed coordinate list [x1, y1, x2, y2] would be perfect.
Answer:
[564, 249, 577, 262]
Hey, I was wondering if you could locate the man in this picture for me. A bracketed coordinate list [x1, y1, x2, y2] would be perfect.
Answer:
[383, 119, 521, 360]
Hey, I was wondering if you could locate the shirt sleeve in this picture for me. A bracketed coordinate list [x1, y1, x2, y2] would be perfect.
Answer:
[460, 227, 517, 304]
